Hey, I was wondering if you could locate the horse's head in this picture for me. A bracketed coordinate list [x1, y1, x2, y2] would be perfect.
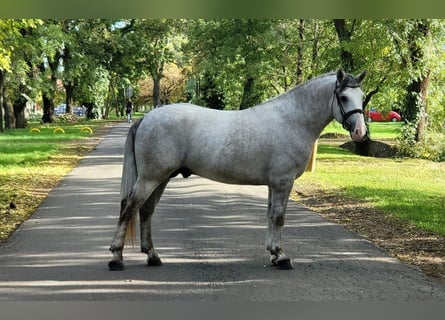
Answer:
[332, 69, 367, 142]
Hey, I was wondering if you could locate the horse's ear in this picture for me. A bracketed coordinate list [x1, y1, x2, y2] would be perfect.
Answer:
[336, 69, 346, 83]
[356, 70, 366, 83]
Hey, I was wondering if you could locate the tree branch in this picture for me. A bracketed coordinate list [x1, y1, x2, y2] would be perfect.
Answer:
[364, 76, 386, 109]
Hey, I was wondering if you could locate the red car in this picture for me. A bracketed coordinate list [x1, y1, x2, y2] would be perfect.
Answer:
[367, 109, 402, 122]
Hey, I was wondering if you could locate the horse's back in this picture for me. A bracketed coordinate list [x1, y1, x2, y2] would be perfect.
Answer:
[134, 103, 280, 184]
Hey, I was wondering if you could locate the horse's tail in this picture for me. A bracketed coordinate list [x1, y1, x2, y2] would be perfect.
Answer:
[121, 118, 143, 246]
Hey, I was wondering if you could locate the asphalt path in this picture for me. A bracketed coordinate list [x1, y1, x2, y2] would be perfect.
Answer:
[0, 122, 444, 301]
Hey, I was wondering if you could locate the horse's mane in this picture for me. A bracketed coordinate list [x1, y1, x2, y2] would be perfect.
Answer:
[254, 72, 336, 110]
[291, 72, 336, 92]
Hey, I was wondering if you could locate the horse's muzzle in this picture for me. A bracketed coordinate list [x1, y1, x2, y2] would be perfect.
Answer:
[350, 122, 368, 142]
[350, 128, 368, 142]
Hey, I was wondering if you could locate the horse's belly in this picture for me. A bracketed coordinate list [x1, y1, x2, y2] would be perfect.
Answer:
[197, 170, 267, 186]
[187, 158, 269, 186]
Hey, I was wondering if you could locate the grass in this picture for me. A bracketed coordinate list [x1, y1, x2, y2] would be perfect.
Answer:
[0, 121, 111, 241]
[0, 113, 147, 242]
[323, 121, 403, 140]
[299, 125, 445, 236]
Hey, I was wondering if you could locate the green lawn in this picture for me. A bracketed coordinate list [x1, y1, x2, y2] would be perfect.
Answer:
[0, 124, 98, 166]
[300, 127, 445, 236]
[0, 121, 110, 241]
[323, 121, 403, 140]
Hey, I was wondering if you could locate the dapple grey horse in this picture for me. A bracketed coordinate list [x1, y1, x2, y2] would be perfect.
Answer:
[109, 69, 367, 271]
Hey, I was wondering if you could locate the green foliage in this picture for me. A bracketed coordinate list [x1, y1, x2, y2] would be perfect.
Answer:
[0, 20, 42, 72]
[198, 73, 225, 109]
[398, 122, 445, 162]
[185, 19, 288, 109]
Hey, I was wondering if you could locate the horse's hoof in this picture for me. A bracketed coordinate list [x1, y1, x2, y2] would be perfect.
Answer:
[147, 256, 163, 266]
[270, 254, 278, 266]
[108, 260, 125, 271]
[277, 258, 294, 270]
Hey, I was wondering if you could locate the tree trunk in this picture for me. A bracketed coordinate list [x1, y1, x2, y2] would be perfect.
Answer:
[310, 21, 320, 78]
[152, 76, 161, 107]
[240, 76, 261, 110]
[39, 59, 58, 123]
[405, 71, 430, 142]
[104, 82, 114, 119]
[403, 20, 431, 142]
[0, 70, 4, 132]
[13, 96, 27, 129]
[65, 81, 74, 114]
[83, 102, 96, 120]
[5, 100, 15, 129]
[42, 94, 56, 123]
[333, 19, 355, 72]
[151, 60, 164, 108]
[296, 19, 304, 84]
[195, 77, 201, 100]
[2, 75, 16, 130]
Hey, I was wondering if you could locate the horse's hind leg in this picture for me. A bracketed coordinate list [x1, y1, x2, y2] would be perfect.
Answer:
[109, 179, 160, 271]
[265, 180, 294, 270]
[140, 180, 168, 266]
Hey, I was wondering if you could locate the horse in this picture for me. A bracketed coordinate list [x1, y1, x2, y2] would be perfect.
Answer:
[108, 69, 367, 271]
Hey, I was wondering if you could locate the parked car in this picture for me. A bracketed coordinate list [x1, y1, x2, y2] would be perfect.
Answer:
[55, 104, 86, 117]
[73, 106, 86, 117]
[367, 108, 401, 122]
[55, 104, 66, 115]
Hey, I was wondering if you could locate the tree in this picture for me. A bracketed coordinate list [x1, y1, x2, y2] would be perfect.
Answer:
[31, 20, 67, 124]
[59, 20, 83, 115]
[333, 19, 356, 72]
[82, 19, 123, 118]
[0, 19, 44, 130]
[122, 19, 184, 108]
[332, 19, 387, 106]
[60, 20, 115, 119]
[185, 19, 285, 109]
[396, 20, 432, 142]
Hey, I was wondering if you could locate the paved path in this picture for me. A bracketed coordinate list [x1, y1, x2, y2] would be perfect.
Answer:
[1, 122, 444, 301]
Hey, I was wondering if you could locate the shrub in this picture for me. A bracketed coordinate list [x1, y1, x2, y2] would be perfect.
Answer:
[57, 113, 79, 123]
[397, 123, 445, 162]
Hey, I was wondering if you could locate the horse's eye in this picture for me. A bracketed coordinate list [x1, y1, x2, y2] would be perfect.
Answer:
[340, 96, 348, 104]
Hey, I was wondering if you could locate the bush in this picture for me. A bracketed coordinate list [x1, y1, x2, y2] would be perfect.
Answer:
[28, 112, 43, 122]
[57, 113, 79, 123]
[397, 123, 445, 162]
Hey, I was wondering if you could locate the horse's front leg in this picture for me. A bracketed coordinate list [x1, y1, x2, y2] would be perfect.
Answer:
[266, 180, 294, 270]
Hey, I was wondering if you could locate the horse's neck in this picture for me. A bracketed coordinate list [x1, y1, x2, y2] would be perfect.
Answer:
[272, 75, 335, 141]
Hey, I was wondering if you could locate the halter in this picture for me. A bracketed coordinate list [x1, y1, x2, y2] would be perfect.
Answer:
[333, 79, 365, 131]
